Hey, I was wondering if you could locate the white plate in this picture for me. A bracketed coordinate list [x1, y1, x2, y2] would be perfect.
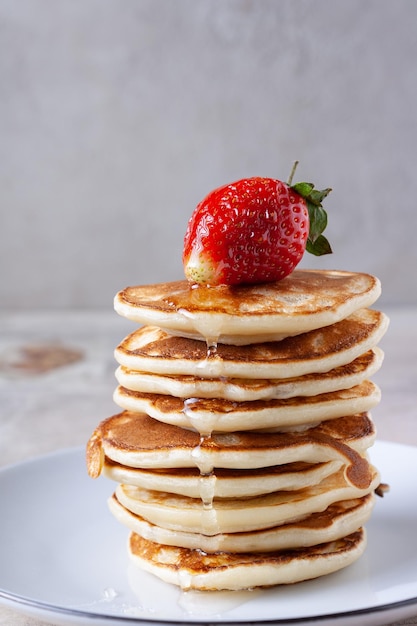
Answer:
[0, 441, 417, 626]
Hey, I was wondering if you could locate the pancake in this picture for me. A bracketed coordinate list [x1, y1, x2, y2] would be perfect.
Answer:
[113, 380, 381, 433]
[87, 411, 376, 489]
[110, 493, 374, 552]
[114, 270, 381, 345]
[103, 458, 343, 498]
[114, 466, 379, 535]
[115, 347, 383, 401]
[127, 529, 367, 590]
[114, 309, 389, 379]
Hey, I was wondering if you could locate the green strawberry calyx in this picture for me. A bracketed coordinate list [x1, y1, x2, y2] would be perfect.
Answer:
[287, 161, 333, 257]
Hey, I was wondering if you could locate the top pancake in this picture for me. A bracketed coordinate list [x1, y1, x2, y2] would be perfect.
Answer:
[114, 270, 381, 345]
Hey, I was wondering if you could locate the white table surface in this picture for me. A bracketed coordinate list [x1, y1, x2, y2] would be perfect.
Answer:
[0, 307, 416, 626]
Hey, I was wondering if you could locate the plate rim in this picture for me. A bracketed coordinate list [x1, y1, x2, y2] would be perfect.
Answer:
[2, 583, 417, 626]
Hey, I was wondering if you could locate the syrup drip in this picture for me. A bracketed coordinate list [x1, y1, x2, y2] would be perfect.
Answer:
[195, 338, 225, 379]
[178, 587, 265, 613]
[206, 340, 218, 359]
[177, 303, 223, 351]
[190, 435, 213, 474]
[183, 336, 223, 536]
[189, 434, 220, 535]
[182, 398, 218, 437]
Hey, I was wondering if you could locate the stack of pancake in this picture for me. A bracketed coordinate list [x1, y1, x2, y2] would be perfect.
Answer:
[87, 269, 388, 591]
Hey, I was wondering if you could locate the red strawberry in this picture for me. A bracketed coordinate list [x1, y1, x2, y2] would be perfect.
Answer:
[183, 165, 332, 286]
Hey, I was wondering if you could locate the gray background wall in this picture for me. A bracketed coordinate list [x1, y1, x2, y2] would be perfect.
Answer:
[1, 0, 416, 310]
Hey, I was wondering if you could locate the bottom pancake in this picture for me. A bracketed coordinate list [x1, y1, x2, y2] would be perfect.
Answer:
[128, 528, 367, 591]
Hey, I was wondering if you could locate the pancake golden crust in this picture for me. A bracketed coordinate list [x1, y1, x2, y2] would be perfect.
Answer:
[88, 411, 375, 457]
[113, 379, 381, 433]
[115, 347, 384, 401]
[87, 411, 376, 489]
[128, 529, 367, 590]
[114, 309, 388, 378]
[114, 270, 381, 344]
[103, 458, 343, 498]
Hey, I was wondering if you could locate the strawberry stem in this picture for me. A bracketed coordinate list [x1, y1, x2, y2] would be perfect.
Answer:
[287, 160, 299, 186]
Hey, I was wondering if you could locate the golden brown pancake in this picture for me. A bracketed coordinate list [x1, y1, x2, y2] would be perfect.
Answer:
[86, 411, 376, 489]
[114, 270, 381, 345]
[110, 493, 374, 553]
[114, 466, 379, 535]
[113, 380, 381, 433]
[114, 309, 388, 379]
[127, 529, 367, 590]
[115, 347, 383, 401]
[103, 458, 343, 498]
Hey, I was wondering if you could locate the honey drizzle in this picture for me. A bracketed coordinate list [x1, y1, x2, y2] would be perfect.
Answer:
[182, 334, 223, 536]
